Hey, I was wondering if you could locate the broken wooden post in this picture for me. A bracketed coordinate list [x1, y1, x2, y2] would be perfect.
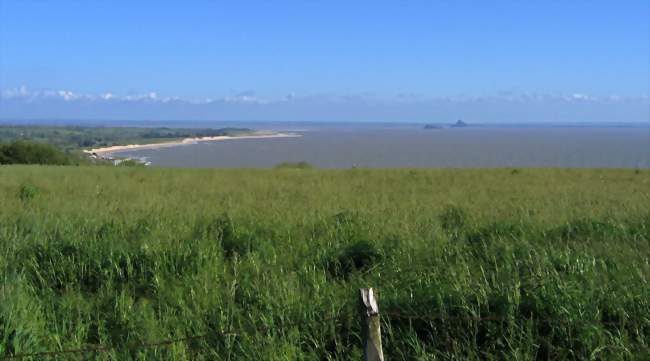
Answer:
[359, 288, 384, 361]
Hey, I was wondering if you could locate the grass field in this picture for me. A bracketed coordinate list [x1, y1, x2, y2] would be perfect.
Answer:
[0, 167, 648, 360]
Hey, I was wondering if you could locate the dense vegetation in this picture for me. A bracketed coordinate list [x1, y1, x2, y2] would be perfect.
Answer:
[0, 140, 78, 165]
[0, 167, 648, 360]
[0, 125, 254, 151]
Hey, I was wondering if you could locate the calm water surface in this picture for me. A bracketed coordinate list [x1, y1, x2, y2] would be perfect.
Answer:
[114, 125, 650, 168]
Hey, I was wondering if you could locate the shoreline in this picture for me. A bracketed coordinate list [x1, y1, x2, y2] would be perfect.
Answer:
[84, 132, 302, 156]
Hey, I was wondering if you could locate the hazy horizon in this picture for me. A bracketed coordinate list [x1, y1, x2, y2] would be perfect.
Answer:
[1, 118, 649, 128]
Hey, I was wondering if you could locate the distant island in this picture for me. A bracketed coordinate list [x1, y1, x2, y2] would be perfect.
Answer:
[423, 120, 469, 129]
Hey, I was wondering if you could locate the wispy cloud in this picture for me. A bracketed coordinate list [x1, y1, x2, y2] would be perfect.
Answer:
[3, 86, 646, 105]
[1, 87, 182, 103]
[1, 86, 648, 123]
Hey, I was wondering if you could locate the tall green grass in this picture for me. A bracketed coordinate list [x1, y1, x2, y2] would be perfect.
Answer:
[0, 167, 648, 360]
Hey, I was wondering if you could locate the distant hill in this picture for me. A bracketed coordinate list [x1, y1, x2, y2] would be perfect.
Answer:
[451, 120, 469, 127]
[424, 121, 468, 129]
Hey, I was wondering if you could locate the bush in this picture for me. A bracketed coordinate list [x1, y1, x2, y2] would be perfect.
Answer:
[18, 184, 39, 202]
[0, 141, 72, 165]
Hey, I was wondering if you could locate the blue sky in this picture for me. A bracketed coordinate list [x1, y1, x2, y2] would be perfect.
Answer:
[0, 0, 648, 122]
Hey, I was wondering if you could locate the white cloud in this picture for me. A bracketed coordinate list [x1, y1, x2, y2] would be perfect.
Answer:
[569, 93, 591, 101]
[1, 87, 648, 123]
[1, 87, 646, 106]
[1, 86, 29, 99]
[222, 94, 269, 105]
[57, 90, 78, 101]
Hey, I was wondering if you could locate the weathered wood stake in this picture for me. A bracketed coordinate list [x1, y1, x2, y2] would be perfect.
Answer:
[359, 288, 384, 361]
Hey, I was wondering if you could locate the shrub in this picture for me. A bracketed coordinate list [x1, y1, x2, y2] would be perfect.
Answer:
[18, 184, 39, 202]
[0, 140, 72, 165]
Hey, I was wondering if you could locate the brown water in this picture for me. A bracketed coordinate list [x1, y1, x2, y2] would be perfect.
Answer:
[114, 125, 650, 168]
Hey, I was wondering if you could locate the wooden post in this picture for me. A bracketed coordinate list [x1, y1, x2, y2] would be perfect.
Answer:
[359, 288, 384, 361]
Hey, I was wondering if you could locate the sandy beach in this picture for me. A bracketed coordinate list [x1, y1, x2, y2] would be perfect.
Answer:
[84, 132, 302, 156]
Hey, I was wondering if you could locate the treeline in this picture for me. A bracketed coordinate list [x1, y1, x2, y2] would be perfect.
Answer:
[0, 140, 77, 165]
[140, 127, 250, 139]
[0, 125, 254, 151]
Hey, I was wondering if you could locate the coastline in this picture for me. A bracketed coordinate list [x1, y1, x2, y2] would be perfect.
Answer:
[84, 132, 302, 156]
